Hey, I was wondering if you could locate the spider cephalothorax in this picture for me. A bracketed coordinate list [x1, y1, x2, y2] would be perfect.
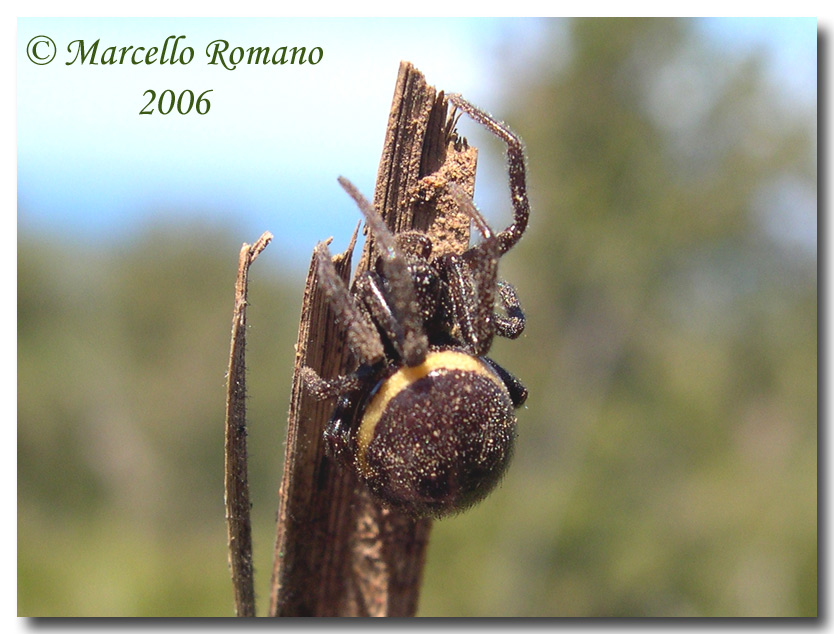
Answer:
[301, 94, 530, 518]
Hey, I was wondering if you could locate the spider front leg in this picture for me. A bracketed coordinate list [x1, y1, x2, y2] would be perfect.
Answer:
[447, 93, 530, 256]
[338, 177, 428, 367]
[352, 271, 410, 363]
[311, 241, 384, 367]
[300, 241, 385, 403]
[301, 245, 386, 463]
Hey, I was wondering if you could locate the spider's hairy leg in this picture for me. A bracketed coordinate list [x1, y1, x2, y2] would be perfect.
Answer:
[299, 242, 383, 403]
[337, 176, 428, 367]
[438, 187, 500, 356]
[494, 279, 525, 340]
[353, 272, 408, 362]
[299, 366, 362, 401]
[312, 241, 385, 365]
[448, 192, 524, 343]
[447, 93, 530, 256]
[436, 252, 479, 353]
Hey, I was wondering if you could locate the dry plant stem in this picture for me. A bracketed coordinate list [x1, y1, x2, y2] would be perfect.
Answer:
[268, 233, 358, 617]
[224, 232, 272, 618]
[269, 61, 477, 617]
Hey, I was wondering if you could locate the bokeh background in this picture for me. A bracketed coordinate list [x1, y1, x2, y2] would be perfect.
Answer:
[18, 17, 817, 616]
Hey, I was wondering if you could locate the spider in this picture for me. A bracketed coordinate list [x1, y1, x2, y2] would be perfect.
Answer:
[301, 93, 530, 518]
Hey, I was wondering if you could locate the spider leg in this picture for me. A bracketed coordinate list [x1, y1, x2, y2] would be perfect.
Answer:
[437, 253, 481, 354]
[322, 393, 357, 464]
[440, 189, 526, 353]
[494, 279, 525, 339]
[299, 366, 362, 400]
[353, 271, 410, 362]
[447, 93, 530, 256]
[439, 186, 501, 356]
[300, 243, 384, 403]
[338, 176, 428, 367]
[312, 241, 385, 366]
[455, 193, 511, 334]
[303, 364, 374, 464]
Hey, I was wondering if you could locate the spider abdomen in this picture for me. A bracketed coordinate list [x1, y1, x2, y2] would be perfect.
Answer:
[355, 349, 517, 518]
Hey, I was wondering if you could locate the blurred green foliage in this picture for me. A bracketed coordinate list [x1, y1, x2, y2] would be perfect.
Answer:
[18, 222, 301, 615]
[420, 18, 816, 617]
[18, 18, 815, 616]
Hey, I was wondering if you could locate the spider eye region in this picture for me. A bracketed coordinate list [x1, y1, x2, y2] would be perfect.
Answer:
[355, 349, 517, 518]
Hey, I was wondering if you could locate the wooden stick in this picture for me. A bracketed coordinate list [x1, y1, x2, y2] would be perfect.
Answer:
[269, 62, 477, 617]
[224, 232, 272, 617]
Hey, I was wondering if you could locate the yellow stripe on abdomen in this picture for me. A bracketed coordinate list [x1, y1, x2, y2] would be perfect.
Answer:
[356, 350, 504, 476]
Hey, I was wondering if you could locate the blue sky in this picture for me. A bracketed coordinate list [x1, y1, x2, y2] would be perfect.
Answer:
[16, 18, 817, 269]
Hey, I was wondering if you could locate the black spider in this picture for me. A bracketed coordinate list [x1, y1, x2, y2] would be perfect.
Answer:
[301, 93, 530, 518]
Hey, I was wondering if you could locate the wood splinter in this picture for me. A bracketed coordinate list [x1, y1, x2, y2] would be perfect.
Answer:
[224, 231, 272, 618]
